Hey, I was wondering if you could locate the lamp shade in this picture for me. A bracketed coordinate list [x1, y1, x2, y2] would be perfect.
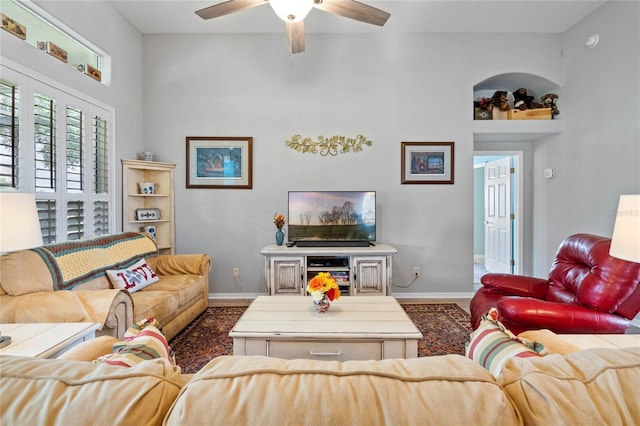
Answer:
[269, 0, 313, 22]
[0, 193, 44, 252]
[609, 194, 640, 263]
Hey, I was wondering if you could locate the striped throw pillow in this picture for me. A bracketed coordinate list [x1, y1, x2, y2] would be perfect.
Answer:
[95, 318, 175, 367]
[466, 308, 543, 376]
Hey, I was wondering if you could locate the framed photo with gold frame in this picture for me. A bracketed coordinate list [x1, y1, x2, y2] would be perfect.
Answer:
[186, 136, 253, 189]
[401, 141, 454, 184]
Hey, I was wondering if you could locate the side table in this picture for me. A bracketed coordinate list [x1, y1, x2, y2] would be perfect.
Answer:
[0, 322, 101, 359]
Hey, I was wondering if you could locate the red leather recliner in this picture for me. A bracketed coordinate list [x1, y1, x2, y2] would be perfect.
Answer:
[470, 234, 640, 335]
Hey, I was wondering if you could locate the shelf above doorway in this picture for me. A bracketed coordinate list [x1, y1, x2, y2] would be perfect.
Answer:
[473, 119, 563, 142]
[473, 72, 562, 142]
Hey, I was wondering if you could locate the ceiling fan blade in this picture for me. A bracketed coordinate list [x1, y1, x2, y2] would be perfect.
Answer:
[286, 21, 305, 54]
[195, 0, 266, 20]
[313, 0, 390, 26]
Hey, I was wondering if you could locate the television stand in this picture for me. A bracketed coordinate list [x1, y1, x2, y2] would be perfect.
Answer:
[260, 244, 397, 296]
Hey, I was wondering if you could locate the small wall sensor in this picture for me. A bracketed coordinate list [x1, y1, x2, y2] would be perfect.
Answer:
[586, 34, 599, 48]
[544, 168, 554, 179]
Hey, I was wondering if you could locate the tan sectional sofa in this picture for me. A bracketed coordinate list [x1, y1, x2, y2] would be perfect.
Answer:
[1, 345, 639, 425]
[0, 232, 210, 339]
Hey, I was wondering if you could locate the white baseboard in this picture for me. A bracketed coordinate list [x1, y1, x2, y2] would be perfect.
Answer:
[209, 292, 476, 302]
[474, 255, 484, 263]
[209, 292, 262, 302]
[392, 292, 477, 300]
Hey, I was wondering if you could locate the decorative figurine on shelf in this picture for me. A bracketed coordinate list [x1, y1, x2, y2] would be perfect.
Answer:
[513, 88, 535, 110]
[491, 91, 510, 111]
[479, 97, 493, 110]
[473, 97, 493, 120]
[513, 88, 545, 110]
[143, 225, 156, 241]
[273, 213, 286, 246]
[541, 93, 560, 118]
[490, 90, 510, 120]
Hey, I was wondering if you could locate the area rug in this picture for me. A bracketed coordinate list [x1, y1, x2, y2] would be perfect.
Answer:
[169, 303, 472, 374]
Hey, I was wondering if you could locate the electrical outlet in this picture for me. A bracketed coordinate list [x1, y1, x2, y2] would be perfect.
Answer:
[233, 267, 240, 278]
[413, 267, 420, 277]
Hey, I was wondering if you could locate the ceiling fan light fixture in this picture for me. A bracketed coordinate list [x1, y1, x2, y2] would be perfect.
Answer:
[269, 0, 314, 22]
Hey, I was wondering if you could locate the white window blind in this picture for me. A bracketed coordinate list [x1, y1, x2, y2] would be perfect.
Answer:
[0, 81, 19, 188]
[34, 93, 56, 192]
[93, 115, 108, 194]
[37, 199, 57, 244]
[66, 106, 83, 192]
[93, 200, 108, 235]
[66, 200, 84, 240]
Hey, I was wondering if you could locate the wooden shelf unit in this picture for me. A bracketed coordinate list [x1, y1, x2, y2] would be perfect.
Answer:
[121, 159, 176, 254]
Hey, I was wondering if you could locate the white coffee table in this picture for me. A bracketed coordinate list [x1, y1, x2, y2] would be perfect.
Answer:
[229, 296, 423, 361]
[0, 322, 101, 359]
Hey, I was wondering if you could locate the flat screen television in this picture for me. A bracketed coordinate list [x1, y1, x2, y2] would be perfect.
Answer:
[287, 191, 376, 247]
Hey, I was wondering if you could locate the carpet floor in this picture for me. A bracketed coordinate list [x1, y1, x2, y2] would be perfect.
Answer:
[169, 303, 472, 374]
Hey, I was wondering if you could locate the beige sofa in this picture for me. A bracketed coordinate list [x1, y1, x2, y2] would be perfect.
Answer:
[0, 232, 210, 340]
[1, 343, 638, 426]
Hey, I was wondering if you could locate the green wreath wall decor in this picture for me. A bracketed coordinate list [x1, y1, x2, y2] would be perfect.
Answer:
[285, 134, 372, 156]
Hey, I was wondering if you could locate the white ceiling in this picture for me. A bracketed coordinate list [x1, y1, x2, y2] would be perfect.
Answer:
[109, 0, 607, 35]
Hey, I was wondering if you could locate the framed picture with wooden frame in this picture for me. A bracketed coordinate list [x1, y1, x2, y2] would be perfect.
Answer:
[186, 136, 253, 189]
[401, 141, 455, 184]
[1, 13, 26, 40]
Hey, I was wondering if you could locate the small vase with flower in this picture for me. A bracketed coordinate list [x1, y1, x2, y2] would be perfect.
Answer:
[273, 213, 286, 246]
[307, 272, 341, 314]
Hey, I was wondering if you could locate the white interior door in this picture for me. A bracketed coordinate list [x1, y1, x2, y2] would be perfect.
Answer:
[484, 157, 512, 273]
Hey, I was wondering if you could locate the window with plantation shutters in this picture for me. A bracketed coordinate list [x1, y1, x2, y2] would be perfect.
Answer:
[34, 93, 56, 192]
[93, 115, 108, 194]
[66, 106, 83, 192]
[37, 199, 57, 244]
[0, 81, 19, 188]
[93, 200, 108, 235]
[66, 200, 84, 240]
[1, 62, 114, 244]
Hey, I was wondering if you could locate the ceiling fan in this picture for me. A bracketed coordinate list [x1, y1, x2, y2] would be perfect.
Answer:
[195, 0, 390, 54]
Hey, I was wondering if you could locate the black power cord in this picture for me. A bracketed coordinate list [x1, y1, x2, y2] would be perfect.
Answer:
[392, 275, 419, 289]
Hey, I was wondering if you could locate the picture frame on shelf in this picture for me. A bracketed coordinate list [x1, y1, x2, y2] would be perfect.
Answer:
[136, 208, 160, 221]
[78, 64, 102, 82]
[1, 13, 26, 40]
[37, 41, 68, 63]
[186, 136, 253, 189]
[401, 141, 455, 184]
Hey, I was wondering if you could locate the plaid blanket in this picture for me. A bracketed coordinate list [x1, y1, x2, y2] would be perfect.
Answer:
[32, 232, 158, 291]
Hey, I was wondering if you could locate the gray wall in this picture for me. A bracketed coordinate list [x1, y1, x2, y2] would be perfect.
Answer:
[532, 1, 640, 274]
[142, 32, 562, 296]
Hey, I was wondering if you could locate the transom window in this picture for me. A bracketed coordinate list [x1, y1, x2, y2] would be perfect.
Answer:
[0, 0, 107, 81]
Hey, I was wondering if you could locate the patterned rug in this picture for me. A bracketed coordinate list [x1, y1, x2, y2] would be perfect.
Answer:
[169, 303, 472, 374]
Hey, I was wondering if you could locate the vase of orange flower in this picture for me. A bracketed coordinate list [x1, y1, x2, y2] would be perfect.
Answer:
[273, 213, 286, 246]
[307, 272, 341, 314]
